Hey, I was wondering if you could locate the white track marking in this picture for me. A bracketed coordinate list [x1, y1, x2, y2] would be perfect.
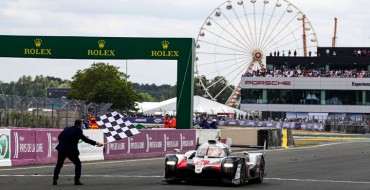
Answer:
[0, 174, 162, 178]
[1, 141, 363, 171]
[266, 178, 370, 184]
[0, 157, 163, 171]
[0, 174, 369, 185]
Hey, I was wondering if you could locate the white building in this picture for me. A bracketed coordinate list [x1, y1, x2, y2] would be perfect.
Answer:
[136, 95, 247, 118]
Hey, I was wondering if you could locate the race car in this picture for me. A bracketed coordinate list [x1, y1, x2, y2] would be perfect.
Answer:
[163, 140, 265, 186]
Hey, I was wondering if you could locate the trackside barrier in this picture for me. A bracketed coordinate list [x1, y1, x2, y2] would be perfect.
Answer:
[0, 128, 11, 167]
[219, 128, 283, 149]
[287, 129, 295, 147]
[325, 125, 370, 134]
[220, 128, 259, 147]
[195, 129, 220, 145]
[79, 130, 105, 161]
[257, 129, 283, 149]
[281, 129, 295, 148]
[0, 127, 197, 167]
[8, 128, 104, 166]
[1, 127, 275, 167]
[103, 129, 196, 160]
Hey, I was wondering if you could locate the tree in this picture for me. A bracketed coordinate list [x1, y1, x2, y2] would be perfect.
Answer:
[193, 75, 234, 104]
[208, 76, 234, 104]
[138, 92, 157, 102]
[68, 62, 139, 112]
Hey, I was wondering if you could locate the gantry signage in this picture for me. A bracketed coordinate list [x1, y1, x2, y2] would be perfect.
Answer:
[0, 35, 195, 129]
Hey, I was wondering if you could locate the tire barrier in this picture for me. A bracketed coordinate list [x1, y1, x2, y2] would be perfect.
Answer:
[218, 128, 284, 150]
[257, 129, 284, 149]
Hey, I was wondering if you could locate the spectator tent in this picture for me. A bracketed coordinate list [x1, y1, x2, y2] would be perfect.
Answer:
[136, 95, 247, 118]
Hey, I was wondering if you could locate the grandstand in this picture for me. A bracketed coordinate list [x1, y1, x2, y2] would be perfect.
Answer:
[240, 47, 370, 122]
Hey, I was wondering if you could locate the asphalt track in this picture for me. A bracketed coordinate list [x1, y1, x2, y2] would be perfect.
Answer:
[1, 135, 370, 190]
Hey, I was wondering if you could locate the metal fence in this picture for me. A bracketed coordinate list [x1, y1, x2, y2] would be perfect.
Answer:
[0, 94, 112, 128]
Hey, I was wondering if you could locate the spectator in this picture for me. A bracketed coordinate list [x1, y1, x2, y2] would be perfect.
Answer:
[209, 119, 218, 129]
[164, 114, 171, 128]
[357, 49, 361, 57]
[170, 117, 177, 128]
[288, 50, 291, 57]
[81, 120, 88, 129]
[89, 118, 99, 129]
[294, 50, 297, 57]
[199, 119, 210, 129]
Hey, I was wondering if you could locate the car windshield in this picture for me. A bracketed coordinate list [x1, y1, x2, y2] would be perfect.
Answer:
[196, 146, 226, 158]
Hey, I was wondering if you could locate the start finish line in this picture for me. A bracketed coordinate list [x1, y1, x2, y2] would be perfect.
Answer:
[0, 35, 195, 129]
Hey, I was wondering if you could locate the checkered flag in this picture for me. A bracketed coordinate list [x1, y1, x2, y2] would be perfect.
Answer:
[96, 111, 140, 142]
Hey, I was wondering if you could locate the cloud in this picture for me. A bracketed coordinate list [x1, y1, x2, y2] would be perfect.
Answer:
[0, 0, 369, 85]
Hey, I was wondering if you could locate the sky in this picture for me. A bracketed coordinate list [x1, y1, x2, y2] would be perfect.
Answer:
[0, 0, 369, 85]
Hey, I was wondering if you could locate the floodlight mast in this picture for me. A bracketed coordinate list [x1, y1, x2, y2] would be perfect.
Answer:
[302, 14, 307, 57]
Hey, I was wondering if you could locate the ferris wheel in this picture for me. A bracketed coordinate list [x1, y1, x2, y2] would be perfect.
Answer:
[194, 0, 319, 107]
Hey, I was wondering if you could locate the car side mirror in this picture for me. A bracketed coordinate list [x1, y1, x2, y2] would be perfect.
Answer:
[174, 149, 180, 154]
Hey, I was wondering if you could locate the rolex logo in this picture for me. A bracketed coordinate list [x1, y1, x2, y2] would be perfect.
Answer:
[25, 38, 52, 55]
[34, 38, 42, 48]
[98, 40, 106, 49]
[161, 40, 169, 50]
[151, 40, 179, 57]
[88, 39, 115, 57]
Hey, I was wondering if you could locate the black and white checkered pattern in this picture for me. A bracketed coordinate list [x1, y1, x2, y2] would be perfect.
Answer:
[96, 111, 140, 142]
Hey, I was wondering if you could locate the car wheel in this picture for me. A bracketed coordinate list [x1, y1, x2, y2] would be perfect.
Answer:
[239, 162, 246, 186]
[254, 158, 265, 184]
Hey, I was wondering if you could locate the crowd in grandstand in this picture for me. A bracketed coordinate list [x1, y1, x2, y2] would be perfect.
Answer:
[269, 49, 370, 57]
[242, 68, 370, 78]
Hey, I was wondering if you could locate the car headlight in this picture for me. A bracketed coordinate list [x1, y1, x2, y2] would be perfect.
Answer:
[223, 163, 234, 168]
[166, 160, 177, 166]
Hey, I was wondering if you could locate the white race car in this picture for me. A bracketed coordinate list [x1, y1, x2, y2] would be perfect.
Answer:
[163, 140, 265, 186]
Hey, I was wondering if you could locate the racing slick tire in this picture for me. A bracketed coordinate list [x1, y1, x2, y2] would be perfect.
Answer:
[254, 158, 265, 184]
[239, 162, 246, 186]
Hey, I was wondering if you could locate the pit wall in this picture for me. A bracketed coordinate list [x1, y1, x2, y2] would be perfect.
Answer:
[0, 127, 282, 167]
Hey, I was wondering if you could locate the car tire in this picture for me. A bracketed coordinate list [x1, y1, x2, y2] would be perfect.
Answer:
[254, 158, 265, 184]
[239, 161, 246, 186]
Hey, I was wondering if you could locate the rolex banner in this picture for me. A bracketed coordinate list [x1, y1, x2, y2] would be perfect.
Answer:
[0, 35, 190, 60]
